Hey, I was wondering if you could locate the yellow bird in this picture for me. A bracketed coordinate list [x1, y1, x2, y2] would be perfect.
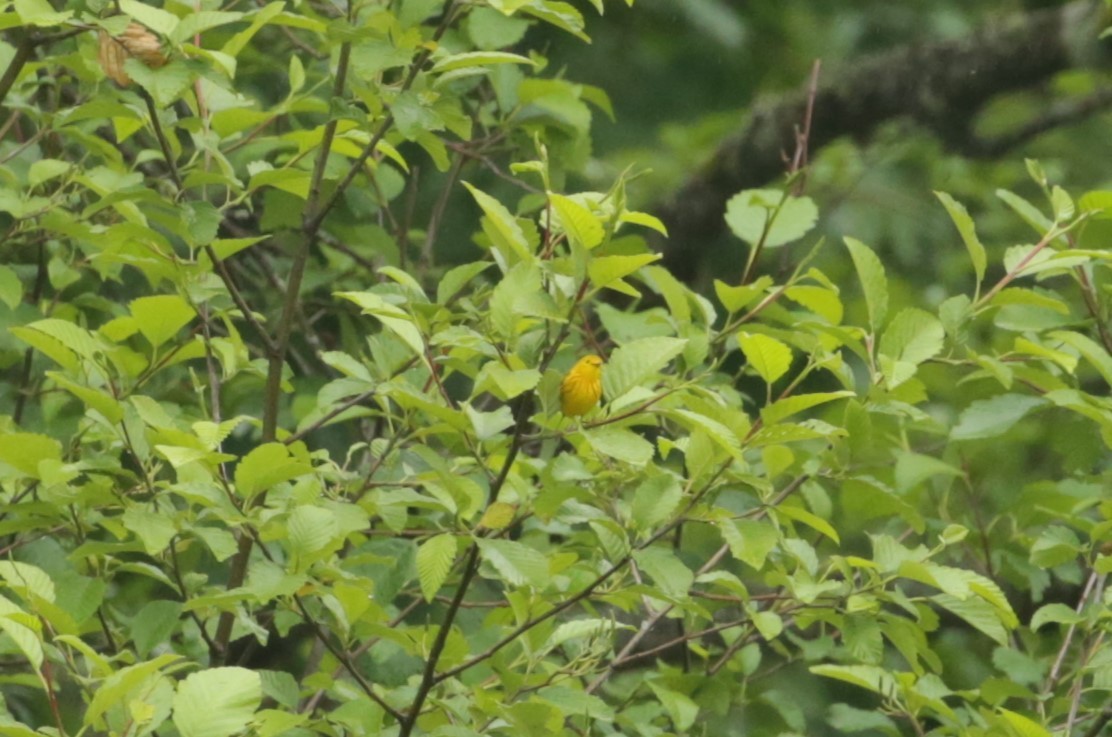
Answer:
[560, 355, 604, 417]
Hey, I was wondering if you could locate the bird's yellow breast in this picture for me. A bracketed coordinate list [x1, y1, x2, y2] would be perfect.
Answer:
[560, 356, 604, 416]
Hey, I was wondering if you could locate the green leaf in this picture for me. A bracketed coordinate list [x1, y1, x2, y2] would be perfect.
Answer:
[47, 372, 125, 423]
[119, 0, 178, 34]
[549, 193, 604, 250]
[222, 2, 287, 58]
[761, 391, 854, 426]
[810, 664, 895, 696]
[11, 318, 101, 368]
[642, 265, 692, 323]
[935, 191, 986, 290]
[1049, 330, 1112, 389]
[646, 682, 698, 731]
[14, 0, 72, 25]
[997, 709, 1053, 737]
[717, 519, 779, 570]
[248, 168, 312, 199]
[1030, 602, 1085, 631]
[751, 610, 783, 640]
[473, 362, 541, 400]
[463, 182, 533, 262]
[589, 519, 631, 561]
[879, 308, 944, 365]
[933, 594, 1010, 645]
[476, 539, 549, 588]
[288, 54, 304, 94]
[337, 291, 426, 358]
[287, 506, 339, 560]
[0, 562, 55, 602]
[132, 601, 183, 657]
[583, 427, 654, 465]
[601, 336, 686, 401]
[1029, 526, 1081, 569]
[234, 443, 313, 498]
[715, 276, 772, 314]
[631, 472, 684, 532]
[487, 262, 561, 339]
[996, 188, 1054, 234]
[588, 253, 661, 293]
[843, 237, 889, 331]
[0, 264, 21, 309]
[827, 704, 897, 733]
[463, 402, 515, 440]
[775, 504, 840, 544]
[126, 60, 197, 108]
[28, 159, 70, 187]
[0, 432, 62, 478]
[122, 507, 177, 555]
[724, 188, 817, 248]
[437, 261, 491, 303]
[784, 284, 844, 324]
[520, 1, 589, 41]
[632, 547, 693, 600]
[543, 618, 623, 653]
[950, 394, 1047, 441]
[0, 597, 43, 670]
[172, 667, 262, 737]
[85, 654, 183, 730]
[432, 50, 534, 73]
[737, 332, 792, 384]
[130, 295, 196, 349]
[417, 534, 457, 602]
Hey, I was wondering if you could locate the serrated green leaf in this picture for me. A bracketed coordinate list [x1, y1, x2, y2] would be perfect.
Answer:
[632, 547, 693, 600]
[631, 473, 684, 531]
[935, 191, 986, 290]
[1030, 602, 1085, 631]
[549, 193, 604, 250]
[601, 336, 686, 400]
[843, 237, 888, 331]
[47, 372, 124, 423]
[337, 291, 426, 358]
[287, 506, 339, 560]
[463, 182, 532, 262]
[234, 443, 313, 498]
[417, 534, 457, 602]
[589, 253, 661, 292]
[725, 188, 817, 248]
[477, 539, 548, 588]
[761, 391, 854, 426]
[933, 594, 1010, 645]
[583, 427, 654, 465]
[130, 295, 197, 350]
[810, 664, 895, 696]
[784, 284, 843, 324]
[1049, 330, 1112, 389]
[717, 519, 778, 570]
[132, 600, 183, 657]
[173, 667, 261, 737]
[463, 402, 515, 440]
[432, 50, 534, 73]
[950, 394, 1046, 441]
[737, 332, 792, 384]
[0, 562, 55, 602]
[775, 504, 840, 544]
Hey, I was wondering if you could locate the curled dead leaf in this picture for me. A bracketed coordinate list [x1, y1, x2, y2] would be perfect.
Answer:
[97, 22, 167, 86]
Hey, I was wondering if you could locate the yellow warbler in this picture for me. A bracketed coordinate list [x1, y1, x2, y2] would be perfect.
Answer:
[560, 355, 604, 417]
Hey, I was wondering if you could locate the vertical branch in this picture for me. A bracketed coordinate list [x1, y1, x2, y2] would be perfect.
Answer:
[0, 32, 36, 109]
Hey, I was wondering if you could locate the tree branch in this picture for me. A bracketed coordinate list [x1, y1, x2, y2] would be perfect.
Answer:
[656, 0, 1110, 282]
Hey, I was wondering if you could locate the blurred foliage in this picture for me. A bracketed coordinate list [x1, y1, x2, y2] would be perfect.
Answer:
[2, 1, 1112, 736]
